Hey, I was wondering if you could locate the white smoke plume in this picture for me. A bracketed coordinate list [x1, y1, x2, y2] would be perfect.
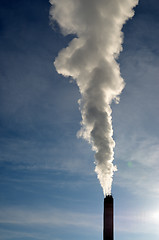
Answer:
[49, 0, 139, 196]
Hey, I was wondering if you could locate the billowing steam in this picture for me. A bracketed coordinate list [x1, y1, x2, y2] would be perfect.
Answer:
[50, 0, 138, 196]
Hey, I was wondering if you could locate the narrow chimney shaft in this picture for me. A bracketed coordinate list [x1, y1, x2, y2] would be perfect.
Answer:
[103, 195, 114, 240]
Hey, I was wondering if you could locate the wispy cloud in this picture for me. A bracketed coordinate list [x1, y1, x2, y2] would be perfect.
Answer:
[0, 136, 94, 175]
[0, 206, 102, 231]
[111, 27, 159, 198]
[114, 134, 159, 197]
[0, 229, 44, 240]
[116, 209, 159, 234]
[1, 205, 159, 238]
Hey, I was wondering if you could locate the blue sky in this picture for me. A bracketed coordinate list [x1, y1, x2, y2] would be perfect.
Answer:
[0, 0, 159, 240]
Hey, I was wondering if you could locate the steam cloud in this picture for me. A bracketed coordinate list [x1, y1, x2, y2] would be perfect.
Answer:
[50, 0, 138, 196]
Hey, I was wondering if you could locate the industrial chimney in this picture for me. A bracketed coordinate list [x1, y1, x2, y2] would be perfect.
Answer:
[103, 195, 114, 240]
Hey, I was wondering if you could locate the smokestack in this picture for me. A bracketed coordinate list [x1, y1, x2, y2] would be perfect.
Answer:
[103, 195, 114, 240]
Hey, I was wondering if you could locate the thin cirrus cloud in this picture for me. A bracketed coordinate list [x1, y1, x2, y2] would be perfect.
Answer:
[0, 136, 94, 175]
[1, 206, 159, 236]
[114, 135, 159, 197]
[0, 207, 102, 231]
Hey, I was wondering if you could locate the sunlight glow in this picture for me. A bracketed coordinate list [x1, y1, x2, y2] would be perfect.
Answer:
[150, 211, 159, 223]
